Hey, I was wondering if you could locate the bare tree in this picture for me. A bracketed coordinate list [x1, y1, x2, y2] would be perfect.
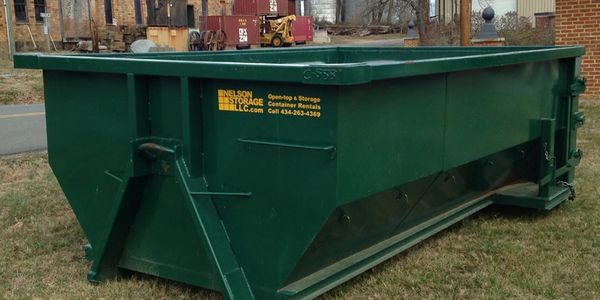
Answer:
[362, 0, 430, 39]
[476, 0, 495, 9]
[403, 0, 430, 40]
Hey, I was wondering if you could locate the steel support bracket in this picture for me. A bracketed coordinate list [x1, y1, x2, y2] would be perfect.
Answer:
[569, 77, 587, 97]
[573, 111, 585, 129]
[538, 118, 556, 198]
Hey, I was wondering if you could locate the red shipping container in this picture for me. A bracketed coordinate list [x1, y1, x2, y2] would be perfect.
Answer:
[288, 0, 296, 15]
[293, 16, 313, 44]
[234, 0, 289, 16]
[233, 0, 258, 15]
[202, 15, 261, 47]
[288, 0, 296, 16]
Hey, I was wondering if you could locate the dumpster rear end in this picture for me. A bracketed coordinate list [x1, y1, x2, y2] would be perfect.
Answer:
[14, 46, 586, 299]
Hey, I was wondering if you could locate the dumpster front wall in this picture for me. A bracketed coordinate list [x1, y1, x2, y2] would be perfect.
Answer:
[43, 70, 132, 247]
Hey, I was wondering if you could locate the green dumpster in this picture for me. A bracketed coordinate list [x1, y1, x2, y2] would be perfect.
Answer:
[14, 46, 586, 299]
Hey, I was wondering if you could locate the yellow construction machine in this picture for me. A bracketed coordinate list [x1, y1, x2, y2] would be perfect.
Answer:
[261, 15, 296, 47]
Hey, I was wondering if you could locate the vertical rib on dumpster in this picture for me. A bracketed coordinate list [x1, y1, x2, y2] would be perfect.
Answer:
[87, 73, 151, 282]
[175, 160, 254, 300]
[539, 118, 556, 198]
[177, 75, 253, 299]
[180, 77, 203, 178]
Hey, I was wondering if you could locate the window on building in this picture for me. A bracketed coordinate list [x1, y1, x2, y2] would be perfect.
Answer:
[134, 0, 142, 25]
[13, 0, 27, 23]
[187, 5, 195, 28]
[104, 0, 113, 25]
[202, 0, 208, 16]
[34, 0, 46, 22]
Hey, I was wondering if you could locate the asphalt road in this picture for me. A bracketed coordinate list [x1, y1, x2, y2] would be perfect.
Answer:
[0, 104, 46, 156]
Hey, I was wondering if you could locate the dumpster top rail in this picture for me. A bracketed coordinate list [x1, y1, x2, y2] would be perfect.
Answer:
[14, 46, 584, 86]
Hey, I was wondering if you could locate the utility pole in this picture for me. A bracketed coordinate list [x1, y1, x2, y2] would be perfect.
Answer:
[460, 0, 471, 46]
[3, 0, 15, 60]
[41, 12, 51, 52]
[86, 0, 99, 52]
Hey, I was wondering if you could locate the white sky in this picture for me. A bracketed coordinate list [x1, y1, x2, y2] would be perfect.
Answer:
[430, 0, 518, 17]
[472, 0, 517, 16]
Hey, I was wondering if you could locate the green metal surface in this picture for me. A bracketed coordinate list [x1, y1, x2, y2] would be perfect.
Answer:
[14, 46, 585, 299]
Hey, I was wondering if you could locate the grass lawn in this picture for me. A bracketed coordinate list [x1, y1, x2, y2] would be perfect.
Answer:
[2, 100, 599, 299]
[0, 58, 43, 105]
[0, 97, 599, 298]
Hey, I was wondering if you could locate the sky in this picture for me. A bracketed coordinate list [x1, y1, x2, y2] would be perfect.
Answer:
[472, 0, 517, 16]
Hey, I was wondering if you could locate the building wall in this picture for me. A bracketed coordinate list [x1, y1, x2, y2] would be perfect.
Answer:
[307, 0, 336, 23]
[0, 0, 62, 52]
[208, 0, 233, 15]
[435, 0, 457, 24]
[0, 2, 8, 53]
[436, 0, 555, 26]
[517, 0, 555, 26]
[112, 0, 147, 26]
[555, 0, 600, 98]
[0, 0, 230, 54]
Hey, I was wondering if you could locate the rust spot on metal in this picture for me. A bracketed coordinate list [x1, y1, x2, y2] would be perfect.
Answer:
[137, 143, 175, 161]
[161, 160, 171, 173]
[138, 143, 173, 154]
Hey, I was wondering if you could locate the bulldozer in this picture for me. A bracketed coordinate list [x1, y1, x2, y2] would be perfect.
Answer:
[261, 15, 296, 47]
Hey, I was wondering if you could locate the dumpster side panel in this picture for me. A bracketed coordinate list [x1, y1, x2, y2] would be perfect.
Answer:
[42, 71, 131, 248]
[201, 79, 339, 295]
[148, 76, 183, 138]
[444, 60, 562, 168]
[269, 75, 447, 286]
[282, 60, 571, 291]
[336, 74, 448, 204]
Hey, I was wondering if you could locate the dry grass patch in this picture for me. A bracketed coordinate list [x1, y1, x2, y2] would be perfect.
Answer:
[0, 58, 43, 105]
[0, 153, 218, 299]
[329, 33, 404, 44]
[0, 101, 599, 299]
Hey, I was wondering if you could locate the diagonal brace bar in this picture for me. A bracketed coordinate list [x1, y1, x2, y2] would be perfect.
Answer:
[88, 167, 147, 282]
[175, 158, 255, 300]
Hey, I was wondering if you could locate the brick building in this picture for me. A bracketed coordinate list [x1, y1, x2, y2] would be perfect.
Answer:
[0, 0, 232, 53]
[555, 0, 600, 98]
